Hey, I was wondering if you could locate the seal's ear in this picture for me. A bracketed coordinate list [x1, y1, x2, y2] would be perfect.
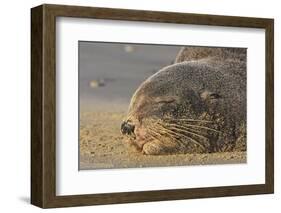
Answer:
[200, 90, 222, 101]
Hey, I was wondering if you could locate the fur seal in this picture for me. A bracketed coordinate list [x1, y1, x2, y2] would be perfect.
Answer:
[121, 47, 247, 155]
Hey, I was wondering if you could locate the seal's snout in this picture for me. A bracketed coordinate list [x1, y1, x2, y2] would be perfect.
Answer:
[121, 121, 135, 135]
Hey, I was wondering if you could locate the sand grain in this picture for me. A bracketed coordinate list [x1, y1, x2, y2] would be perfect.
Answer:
[79, 111, 246, 170]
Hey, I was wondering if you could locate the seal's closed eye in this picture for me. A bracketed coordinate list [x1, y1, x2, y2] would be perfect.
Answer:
[154, 96, 178, 104]
[200, 90, 221, 101]
[209, 93, 222, 99]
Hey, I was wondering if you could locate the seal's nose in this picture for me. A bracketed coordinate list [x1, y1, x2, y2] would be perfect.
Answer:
[121, 121, 135, 135]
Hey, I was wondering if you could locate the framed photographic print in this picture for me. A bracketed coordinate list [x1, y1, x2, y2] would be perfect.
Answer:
[31, 4, 274, 208]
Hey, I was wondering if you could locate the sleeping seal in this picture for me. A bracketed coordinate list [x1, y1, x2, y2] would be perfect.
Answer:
[121, 47, 247, 155]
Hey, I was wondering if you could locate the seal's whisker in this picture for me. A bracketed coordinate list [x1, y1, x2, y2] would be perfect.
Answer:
[147, 128, 168, 141]
[154, 123, 206, 150]
[156, 122, 209, 148]
[147, 126, 186, 148]
[179, 124, 221, 133]
[147, 126, 183, 147]
[168, 127, 210, 148]
[157, 120, 218, 133]
[148, 125, 176, 140]
[165, 124, 209, 141]
[168, 124, 208, 135]
[147, 127, 165, 139]
[164, 118, 213, 123]
[146, 130, 162, 142]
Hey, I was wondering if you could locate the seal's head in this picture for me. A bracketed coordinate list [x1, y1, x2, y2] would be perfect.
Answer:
[121, 62, 223, 155]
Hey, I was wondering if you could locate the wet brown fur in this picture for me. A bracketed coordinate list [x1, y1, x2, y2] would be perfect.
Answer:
[123, 47, 247, 155]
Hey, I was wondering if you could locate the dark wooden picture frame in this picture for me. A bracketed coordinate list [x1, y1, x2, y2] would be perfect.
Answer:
[31, 4, 274, 208]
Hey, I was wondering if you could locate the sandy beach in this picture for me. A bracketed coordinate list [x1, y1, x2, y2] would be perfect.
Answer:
[79, 111, 246, 170]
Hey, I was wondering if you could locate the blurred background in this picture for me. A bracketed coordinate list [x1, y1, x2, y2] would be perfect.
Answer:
[79, 42, 181, 111]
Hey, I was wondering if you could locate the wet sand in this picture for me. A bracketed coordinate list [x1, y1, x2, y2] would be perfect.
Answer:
[79, 111, 246, 170]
